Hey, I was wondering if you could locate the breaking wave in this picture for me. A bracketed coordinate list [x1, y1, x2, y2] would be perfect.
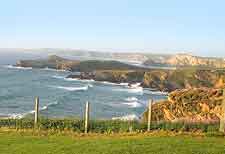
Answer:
[52, 76, 95, 83]
[122, 101, 142, 108]
[53, 85, 89, 91]
[123, 97, 142, 108]
[112, 114, 139, 121]
[113, 87, 143, 94]
[125, 97, 138, 102]
[6, 101, 59, 119]
[52, 75, 66, 79]
[129, 83, 141, 88]
[3, 65, 32, 70]
[42, 67, 70, 72]
[144, 90, 168, 95]
[98, 81, 129, 86]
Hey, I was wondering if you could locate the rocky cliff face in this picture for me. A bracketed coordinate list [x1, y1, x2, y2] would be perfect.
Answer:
[68, 68, 225, 92]
[142, 69, 225, 91]
[17, 55, 225, 92]
[144, 54, 225, 68]
[142, 88, 225, 123]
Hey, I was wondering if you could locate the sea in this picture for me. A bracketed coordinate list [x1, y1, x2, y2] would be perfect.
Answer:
[0, 65, 167, 120]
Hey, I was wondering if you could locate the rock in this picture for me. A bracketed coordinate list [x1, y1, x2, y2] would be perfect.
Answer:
[142, 88, 224, 123]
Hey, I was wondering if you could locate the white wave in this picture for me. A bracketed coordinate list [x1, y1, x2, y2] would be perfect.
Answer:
[64, 77, 95, 82]
[123, 101, 142, 108]
[64, 78, 79, 81]
[114, 87, 143, 94]
[144, 90, 168, 95]
[42, 67, 57, 71]
[101, 81, 118, 85]
[2, 113, 24, 119]
[39, 101, 59, 111]
[129, 83, 141, 88]
[78, 79, 95, 82]
[54, 85, 88, 91]
[126, 87, 143, 93]
[42, 67, 70, 72]
[52, 75, 95, 83]
[7, 101, 59, 119]
[4, 65, 32, 70]
[100, 81, 129, 86]
[125, 97, 138, 102]
[119, 83, 129, 86]
[112, 114, 139, 121]
[52, 75, 66, 79]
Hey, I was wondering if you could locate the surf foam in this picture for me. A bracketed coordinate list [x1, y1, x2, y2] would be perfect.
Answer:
[7, 101, 59, 119]
[54, 85, 89, 91]
[122, 101, 142, 108]
[4, 65, 32, 70]
[112, 114, 139, 121]
[125, 97, 138, 102]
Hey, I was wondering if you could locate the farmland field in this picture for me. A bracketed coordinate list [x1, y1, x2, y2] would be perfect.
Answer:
[0, 131, 225, 154]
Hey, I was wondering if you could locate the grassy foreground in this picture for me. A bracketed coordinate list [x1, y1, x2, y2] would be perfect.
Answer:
[0, 131, 225, 154]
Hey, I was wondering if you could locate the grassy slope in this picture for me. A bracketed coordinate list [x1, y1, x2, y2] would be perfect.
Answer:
[0, 131, 225, 154]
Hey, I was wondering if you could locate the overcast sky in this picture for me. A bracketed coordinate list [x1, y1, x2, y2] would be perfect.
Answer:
[1, 0, 225, 57]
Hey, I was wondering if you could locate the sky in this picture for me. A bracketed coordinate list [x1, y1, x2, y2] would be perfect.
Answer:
[0, 0, 225, 57]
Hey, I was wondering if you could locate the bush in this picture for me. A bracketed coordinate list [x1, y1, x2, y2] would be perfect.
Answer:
[0, 119, 220, 134]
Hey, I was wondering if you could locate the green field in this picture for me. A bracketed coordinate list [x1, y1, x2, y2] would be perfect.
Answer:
[0, 131, 225, 154]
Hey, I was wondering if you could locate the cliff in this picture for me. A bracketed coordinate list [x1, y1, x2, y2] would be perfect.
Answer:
[144, 54, 225, 68]
[17, 55, 225, 92]
[142, 88, 225, 123]
[68, 68, 225, 92]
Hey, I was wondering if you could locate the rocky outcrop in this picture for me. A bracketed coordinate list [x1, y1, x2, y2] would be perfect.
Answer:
[142, 69, 225, 91]
[16, 55, 144, 72]
[142, 88, 225, 123]
[16, 55, 78, 71]
[68, 68, 225, 92]
[67, 71, 145, 84]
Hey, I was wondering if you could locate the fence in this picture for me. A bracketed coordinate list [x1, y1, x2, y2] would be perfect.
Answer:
[0, 95, 225, 134]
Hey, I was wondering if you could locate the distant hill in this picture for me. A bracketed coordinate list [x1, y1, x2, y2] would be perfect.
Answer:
[2, 48, 225, 68]
[16, 55, 144, 72]
[143, 53, 225, 68]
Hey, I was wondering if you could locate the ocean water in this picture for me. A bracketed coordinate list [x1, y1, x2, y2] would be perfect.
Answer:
[0, 65, 167, 120]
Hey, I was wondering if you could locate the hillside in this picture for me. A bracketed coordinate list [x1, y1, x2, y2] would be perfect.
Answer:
[17, 55, 225, 92]
[6, 48, 225, 68]
[68, 68, 225, 92]
[142, 88, 225, 123]
[144, 53, 225, 68]
[16, 55, 144, 72]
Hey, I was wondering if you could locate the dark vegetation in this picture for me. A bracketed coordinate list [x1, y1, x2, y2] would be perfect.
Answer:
[16, 55, 144, 72]
[0, 119, 221, 134]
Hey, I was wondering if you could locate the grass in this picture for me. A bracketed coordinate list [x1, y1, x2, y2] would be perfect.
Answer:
[0, 130, 224, 154]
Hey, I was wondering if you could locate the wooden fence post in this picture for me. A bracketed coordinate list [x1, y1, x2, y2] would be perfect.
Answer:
[219, 89, 225, 133]
[147, 99, 153, 131]
[34, 97, 39, 128]
[84, 101, 90, 134]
